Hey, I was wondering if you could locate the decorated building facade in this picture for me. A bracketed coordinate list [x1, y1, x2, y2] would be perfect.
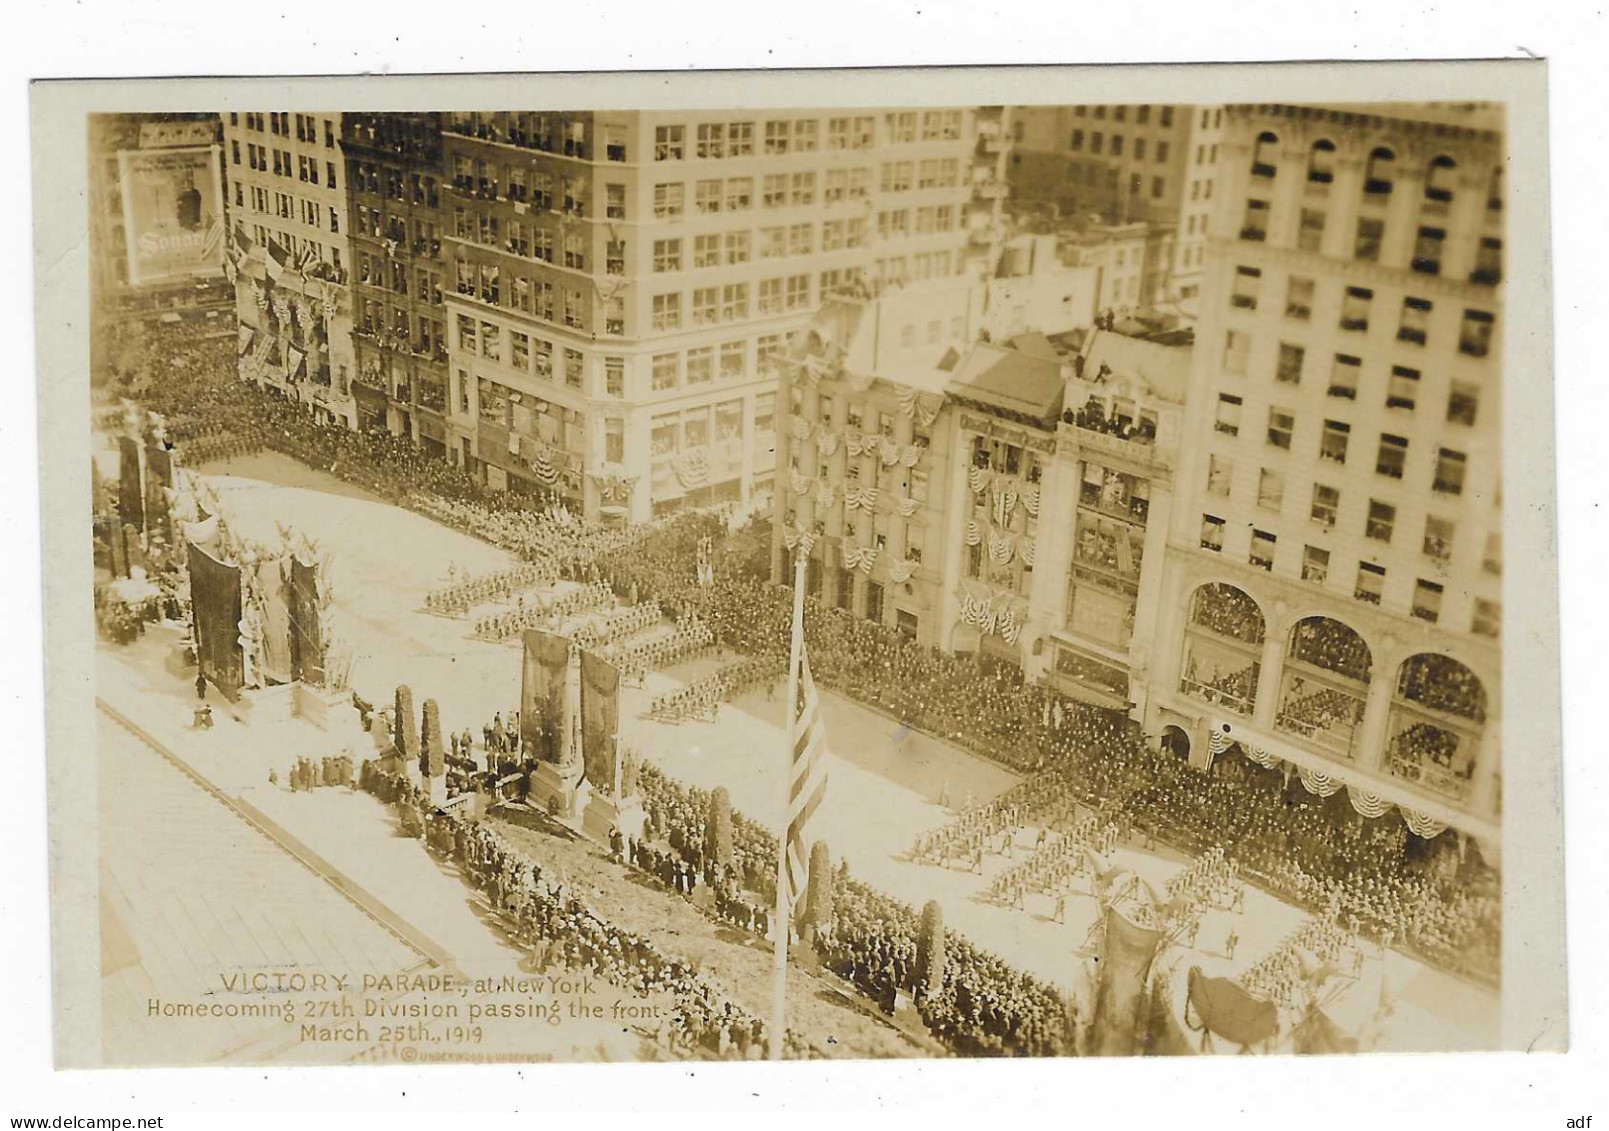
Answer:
[771, 282, 982, 647]
[222, 111, 356, 426]
[1145, 102, 1505, 847]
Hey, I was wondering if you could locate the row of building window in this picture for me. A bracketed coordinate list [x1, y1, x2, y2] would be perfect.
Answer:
[1239, 199, 1503, 284]
[232, 112, 337, 148]
[1224, 334, 1483, 423]
[1070, 105, 1197, 129]
[651, 111, 965, 161]
[357, 301, 445, 358]
[1206, 452, 1485, 563]
[237, 185, 340, 238]
[1213, 394, 1474, 494]
[1226, 271, 1497, 356]
[1247, 134, 1502, 214]
[353, 206, 438, 255]
[1061, 161, 1169, 201]
[1068, 131, 1178, 165]
[1197, 516, 1499, 634]
[349, 163, 440, 208]
[234, 140, 340, 189]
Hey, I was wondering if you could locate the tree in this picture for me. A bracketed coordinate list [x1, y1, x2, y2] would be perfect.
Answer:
[803, 840, 835, 936]
[422, 698, 444, 780]
[705, 786, 734, 875]
[394, 685, 419, 768]
[916, 900, 946, 999]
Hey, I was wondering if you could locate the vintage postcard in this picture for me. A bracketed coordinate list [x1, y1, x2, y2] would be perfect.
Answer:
[30, 62, 1566, 1069]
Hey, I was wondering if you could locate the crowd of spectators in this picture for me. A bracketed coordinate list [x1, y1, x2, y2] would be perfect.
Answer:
[359, 763, 813, 1060]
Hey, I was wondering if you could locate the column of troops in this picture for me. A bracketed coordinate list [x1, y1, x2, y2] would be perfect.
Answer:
[647, 656, 786, 724]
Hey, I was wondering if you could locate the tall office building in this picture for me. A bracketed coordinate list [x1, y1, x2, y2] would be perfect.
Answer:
[1010, 103, 1225, 313]
[437, 107, 1006, 522]
[1144, 103, 1505, 845]
[340, 113, 451, 448]
[221, 111, 357, 426]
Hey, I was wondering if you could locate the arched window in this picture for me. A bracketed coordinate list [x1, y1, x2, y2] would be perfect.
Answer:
[1180, 583, 1266, 717]
[1395, 653, 1487, 722]
[1387, 653, 1489, 802]
[1307, 139, 1336, 184]
[1364, 146, 1396, 196]
[1425, 154, 1458, 204]
[1189, 583, 1265, 643]
[1251, 131, 1279, 178]
[1276, 616, 1373, 758]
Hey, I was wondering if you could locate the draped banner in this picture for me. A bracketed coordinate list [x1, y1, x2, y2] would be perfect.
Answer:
[255, 557, 294, 685]
[1185, 967, 1280, 1051]
[1092, 907, 1163, 1057]
[117, 436, 145, 532]
[287, 556, 324, 686]
[521, 630, 571, 762]
[579, 652, 622, 796]
[188, 540, 243, 701]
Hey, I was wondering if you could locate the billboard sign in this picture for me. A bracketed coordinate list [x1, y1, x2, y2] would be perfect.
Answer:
[117, 145, 225, 286]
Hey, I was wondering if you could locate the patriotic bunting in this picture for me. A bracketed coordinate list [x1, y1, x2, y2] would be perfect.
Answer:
[1402, 809, 1448, 839]
[1347, 787, 1393, 819]
[1298, 767, 1343, 797]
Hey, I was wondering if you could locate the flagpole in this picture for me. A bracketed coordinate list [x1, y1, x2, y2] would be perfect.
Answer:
[770, 547, 808, 1060]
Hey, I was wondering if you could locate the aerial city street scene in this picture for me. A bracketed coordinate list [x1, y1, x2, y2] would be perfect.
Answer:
[83, 96, 1505, 1064]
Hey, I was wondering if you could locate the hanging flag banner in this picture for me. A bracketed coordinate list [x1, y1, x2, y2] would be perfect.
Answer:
[188, 540, 244, 702]
[579, 651, 622, 796]
[520, 630, 571, 762]
[287, 555, 325, 686]
[254, 557, 294, 685]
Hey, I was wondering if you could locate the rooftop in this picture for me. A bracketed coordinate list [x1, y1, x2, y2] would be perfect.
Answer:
[945, 341, 1067, 424]
[1078, 328, 1192, 405]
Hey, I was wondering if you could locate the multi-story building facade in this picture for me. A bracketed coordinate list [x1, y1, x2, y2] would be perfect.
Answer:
[1145, 102, 1505, 845]
[1010, 104, 1225, 314]
[222, 111, 356, 426]
[341, 113, 451, 449]
[88, 113, 234, 379]
[438, 107, 1001, 521]
[771, 275, 1188, 697]
[1045, 329, 1189, 709]
[771, 279, 986, 645]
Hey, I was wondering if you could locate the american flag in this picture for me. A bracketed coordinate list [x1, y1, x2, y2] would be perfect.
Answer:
[784, 644, 828, 905]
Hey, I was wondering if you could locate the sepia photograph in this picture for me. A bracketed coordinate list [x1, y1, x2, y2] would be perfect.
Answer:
[25, 58, 1570, 1089]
